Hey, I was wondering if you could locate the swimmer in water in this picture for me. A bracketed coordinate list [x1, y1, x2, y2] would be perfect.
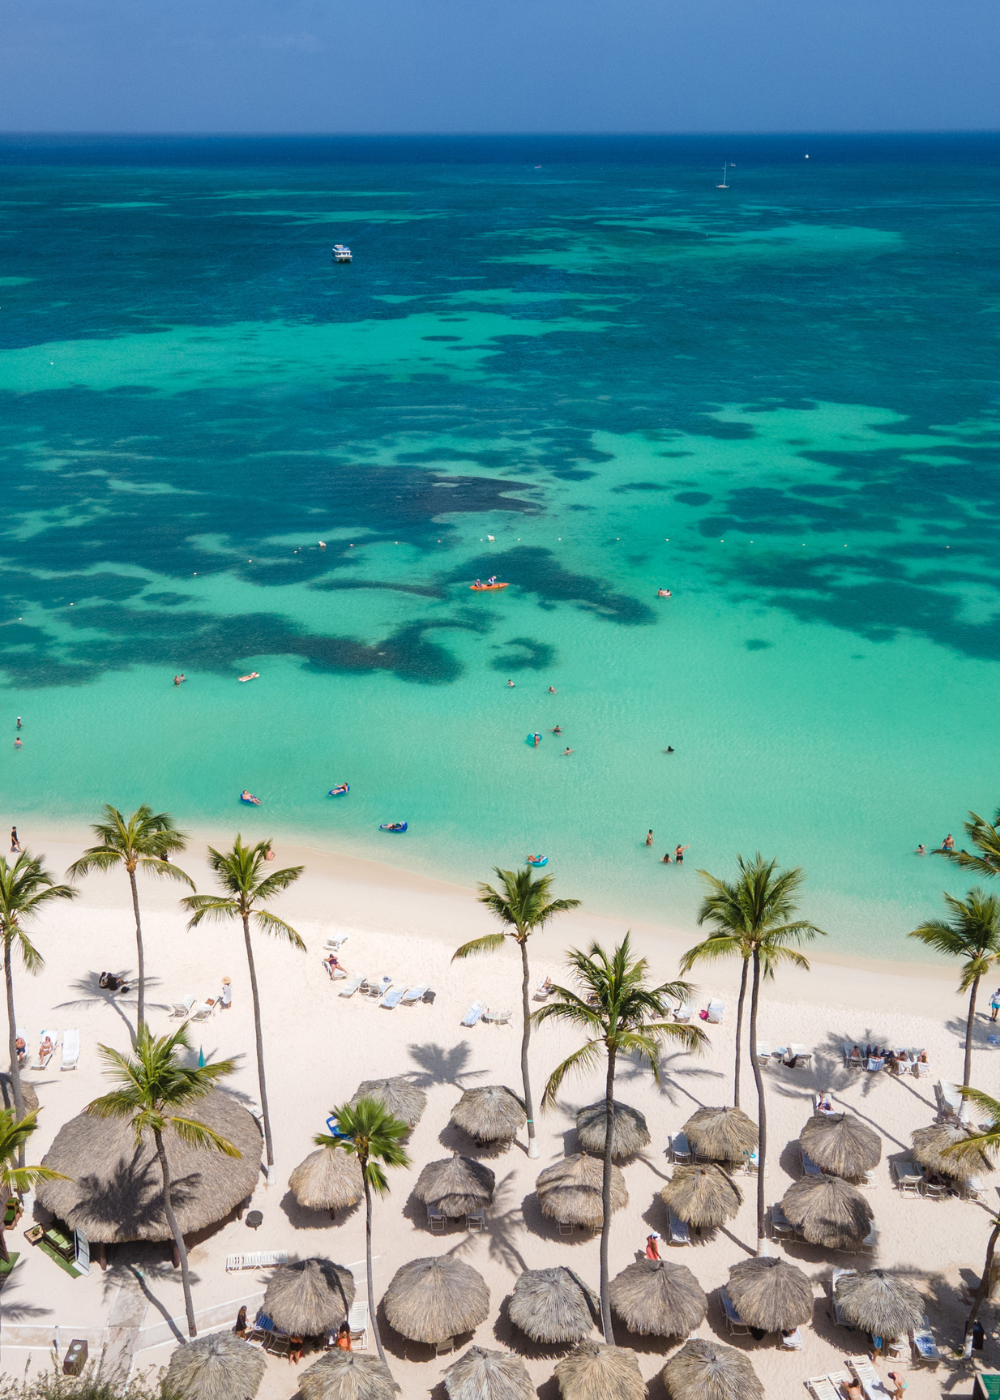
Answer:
[13, 738, 22, 749]
[916, 843, 926, 855]
[507, 679, 515, 688]
[675, 844, 689, 864]
[16, 716, 21, 730]
[533, 733, 541, 746]
[562, 747, 574, 756]
[664, 746, 674, 753]
[661, 853, 672, 864]
[552, 725, 562, 735]
[548, 686, 556, 693]
[173, 674, 186, 686]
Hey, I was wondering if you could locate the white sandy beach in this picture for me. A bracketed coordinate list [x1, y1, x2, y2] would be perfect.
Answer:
[0, 824, 993, 1398]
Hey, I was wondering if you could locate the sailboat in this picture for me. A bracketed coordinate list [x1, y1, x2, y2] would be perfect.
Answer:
[716, 164, 730, 189]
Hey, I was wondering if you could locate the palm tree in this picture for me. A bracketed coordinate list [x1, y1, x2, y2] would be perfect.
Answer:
[942, 1087, 1000, 1349]
[183, 836, 304, 1168]
[68, 805, 193, 1033]
[0, 853, 77, 1158]
[453, 867, 580, 1160]
[314, 1098, 410, 1367]
[680, 926, 754, 1108]
[909, 889, 1000, 1092]
[534, 934, 704, 1341]
[0, 1107, 68, 1263]
[937, 807, 1000, 879]
[696, 855, 825, 1250]
[86, 1024, 238, 1337]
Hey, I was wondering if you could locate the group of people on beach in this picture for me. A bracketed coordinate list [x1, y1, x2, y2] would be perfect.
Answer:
[645, 831, 689, 864]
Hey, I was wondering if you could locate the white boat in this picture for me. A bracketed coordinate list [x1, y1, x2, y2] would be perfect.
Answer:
[716, 164, 730, 189]
[332, 244, 353, 263]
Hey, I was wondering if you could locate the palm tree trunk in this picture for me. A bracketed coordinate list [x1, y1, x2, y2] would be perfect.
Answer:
[733, 957, 749, 1109]
[153, 1128, 197, 1337]
[748, 949, 767, 1251]
[363, 1168, 387, 1365]
[242, 914, 274, 1167]
[0, 1220, 8, 1264]
[128, 867, 145, 1036]
[4, 940, 25, 1169]
[965, 1216, 1000, 1354]
[963, 975, 981, 1092]
[599, 1044, 617, 1343]
[519, 939, 538, 1160]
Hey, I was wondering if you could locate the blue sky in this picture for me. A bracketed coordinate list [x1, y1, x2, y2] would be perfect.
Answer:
[0, 0, 996, 133]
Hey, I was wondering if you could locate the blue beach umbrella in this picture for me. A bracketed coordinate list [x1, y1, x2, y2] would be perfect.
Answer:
[198, 1046, 205, 1068]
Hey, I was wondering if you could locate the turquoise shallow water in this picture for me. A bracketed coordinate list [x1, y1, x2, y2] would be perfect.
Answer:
[1, 134, 999, 955]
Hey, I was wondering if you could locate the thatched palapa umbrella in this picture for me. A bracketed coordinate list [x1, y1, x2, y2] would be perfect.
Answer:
[610, 1259, 707, 1338]
[663, 1338, 764, 1400]
[683, 1106, 758, 1163]
[350, 1077, 427, 1128]
[36, 1091, 260, 1242]
[450, 1086, 526, 1144]
[300, 1350, 400, 1400]
[575, 1101, 651, 1160]
[263, 1257, 355, 1336]
[383, 1255, 489, 1345]
[781, 1174, 873, 1251]
[800, 1114, 881, 1180]
[414, 1156, 495, 1218]
[912, 1123, 993, 1179]
[660, 1164, 742, 1230]
[0, 1074, 37, 1113]
[554, 1342, 644, 1400]
[166, 1332, 265, 1400]
[443, 1346, 534, 1400]
[727, 1257, 813, 1333]
[835, 1269, 924, 1339]
[536, 1153, 627, 1229]
[289, 1147, 364, 1215]
[508, 1267, 598, 1344]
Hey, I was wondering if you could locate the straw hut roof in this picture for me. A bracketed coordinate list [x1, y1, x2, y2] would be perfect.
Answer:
[263, 1257, 356, 1336]
[683, 1106, 758, 1163]
[912, 1123, 994, 1179]
[781, 1174, 873, 1251]
[660, 1164, 742, 1229]
[414, 1156, 496, 1217]
[727, 1257, 813, 1332]
[450, 1086, 526, 1144]
[835, 1269, 924, 1338]
[289, 1148, 364, 1213]
[443, 1346, 534, 1400]
[383, 1255, 489, 1344]
[350, 1077, 427, 1128]
[536, 1153, 628, 1229]
[575, 1101, 651, 1160]
[610, 1259, 707, 1338]
[35, 1091, 260, 1243]
[554, 1342, 645, 1400]
[800, 1114, 881, 1180]
[299, 1350, 400, 1400]
[508, 1266, 598, 1344]
[165, 1331, 265, 1400]
[0, 1074, 38, 1113]
[662, 1338, 764, 1400]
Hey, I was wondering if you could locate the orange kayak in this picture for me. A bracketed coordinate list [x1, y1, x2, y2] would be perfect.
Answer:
[470, 582, 509, 591]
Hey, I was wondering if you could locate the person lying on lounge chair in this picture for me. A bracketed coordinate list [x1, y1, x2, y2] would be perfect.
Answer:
[37, 1035, 54, 1062]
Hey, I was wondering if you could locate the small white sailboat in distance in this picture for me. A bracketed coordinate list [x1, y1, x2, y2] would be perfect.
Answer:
[716, 164, 730, 189]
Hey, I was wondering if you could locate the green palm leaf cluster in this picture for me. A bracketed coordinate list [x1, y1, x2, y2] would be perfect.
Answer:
[0, 1107, 68, 1262]
[910, 890, 1000, 1090]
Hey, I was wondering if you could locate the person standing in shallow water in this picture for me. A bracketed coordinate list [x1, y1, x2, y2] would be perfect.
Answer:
[645, 830, 654, 847]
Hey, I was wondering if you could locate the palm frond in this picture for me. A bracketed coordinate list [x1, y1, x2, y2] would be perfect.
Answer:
[183, 894, 240, 927]
[168, 1115, 242, 1157]
[252, 909, 306, 949]
[452, 933, 509, 961]
[541, 1039, 604, 1108]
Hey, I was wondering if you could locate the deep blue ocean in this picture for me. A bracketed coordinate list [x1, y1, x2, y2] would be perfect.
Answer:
[1, 134, 999, 954]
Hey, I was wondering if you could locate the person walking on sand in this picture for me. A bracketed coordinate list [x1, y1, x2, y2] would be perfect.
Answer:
[10, 827, 20, 853]
[645, 830, 654, 847]
[234, 1305, 248, 1338]
[289, 1335, 303, 1365]
[990, 989, 1000, 1023]
[220, 976, 232, 1008]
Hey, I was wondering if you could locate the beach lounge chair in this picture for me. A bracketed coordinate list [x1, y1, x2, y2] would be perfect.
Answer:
[831, 1268, 856, 1327]
[801, 1147, 824, 1177]
[785, 1044, 812, 1069]
[324, 935, 349, 952]
[380, 987, 405, 1009]
[706, 998, 725, 1023]
[226, 1250, 288, 1271]
[673, 1002, 693, 1023]
[720, 1286, 749, 1336]
[169, 996, 195, 1018]
[936, 1080, 963, 1121]
[846, 1045, 864, 1071]
[485, 1007, 511, 1025]
[807, 1378, 842, 1400]
[30, 1031, 57, 1071]
[533, 978, 553, 1001]
[401, 984, 429, 1003]
[756, 1041, 771, 1065]
[667, 1208, 690, 1246]
[913, 1052, 930, 1077]
[781, 1327, 804, 1350]
[189, 1002, 213, 1021]
[771, 1202, 795, 1239]
[963, 1175, 985, 1200]
[847, 1357, 884, 1400]
[338, 976, 364, 997]
[892, 1160, 922, 1194]
[911, 1315, 941, 1364]
[742, 1147, 759, 1175]
[60, 1029, 80, 1071]
[427, 1207, 446, 1232]
[860, 1224, 878, 1256]
[670, 1131, 692, 1164]
[461, 1002, 484, 1027]
[364, 975, 392, 999]
[557, 1221, 574, 1237]
[348, 1300, 368, 1350]
[466, 1210, 485, 1232]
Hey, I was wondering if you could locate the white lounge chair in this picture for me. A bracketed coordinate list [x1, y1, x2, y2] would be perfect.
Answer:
[785, 1044, 812, 1069]
[720, 1287, 748, 1335]
[892, 1160, 922, 1194]
[861, 1224, 878, 1255]
[324, 935, 349, 952]
[61, 1029, 80, 1071]
[461, 1002, 484, 1027]
[670, 1131, 692, 1164]
[484, 1007, 512, 1025]
[911, 1314, 941, 1363]
[466, 1210, 485, 1232]
[847, 1357, 884, 1400]
[706, 998, 725, 1023]
[338, 976, 364, 997]
[831, 1268, 856, 1327]
[348, 1300, 368, 1350]
[189, 1002, 213, 1021]
[936, 1079, 963, 1121]
[533, 978, 553, 1001]
[667, 1208, 690, 1246]
[428, 1206, 447, 1232]
[807, 1378, 841, 1400]
[364, 975, 392, 999]
[380, 988, 405, 1009]
[30, 1030, 58, 1070]
[401, 984, 429, 1003]
[673, 1002, 693, 1023]
[771, 1202, 794, 1239]
[226, 1250, 288, 1271]
[780, 1327, 803, 1350]
[169, 996, 195, 1019]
